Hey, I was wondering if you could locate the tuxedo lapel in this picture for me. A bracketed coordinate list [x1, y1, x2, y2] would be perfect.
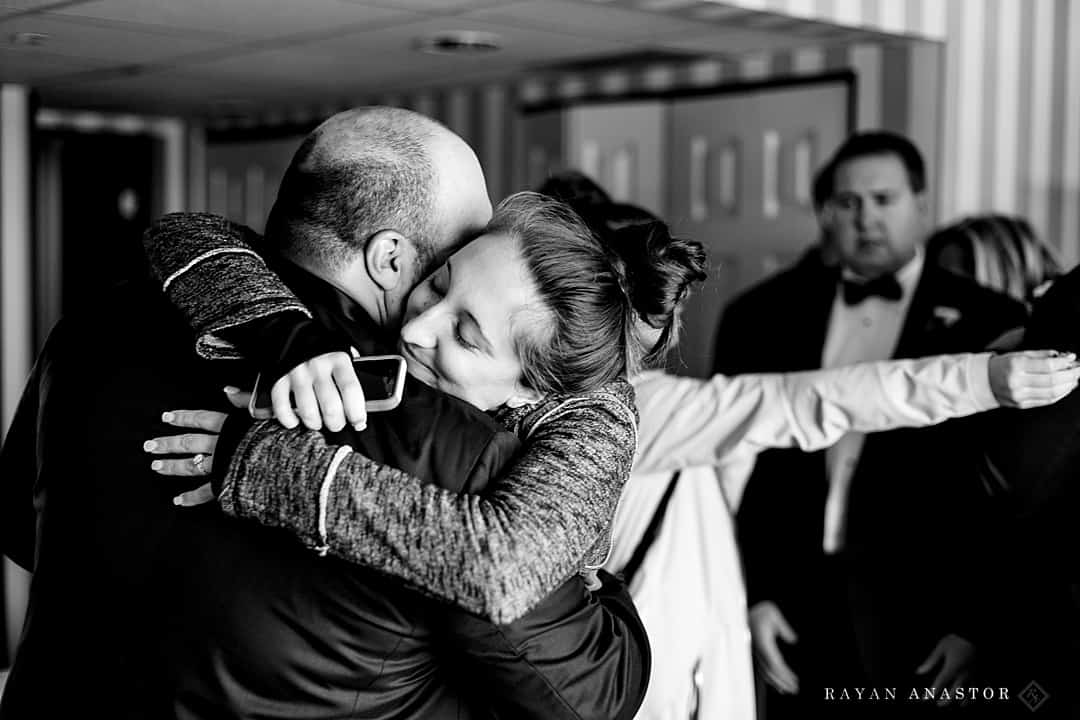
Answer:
[794, 264, 842, 369]
[891, 265, 938, 359]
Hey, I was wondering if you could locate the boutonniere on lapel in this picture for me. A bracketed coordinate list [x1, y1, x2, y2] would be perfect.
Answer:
[928, 305, 962, 330]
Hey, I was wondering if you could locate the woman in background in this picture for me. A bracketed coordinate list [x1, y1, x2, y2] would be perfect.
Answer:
[927, 213, 1062, 306]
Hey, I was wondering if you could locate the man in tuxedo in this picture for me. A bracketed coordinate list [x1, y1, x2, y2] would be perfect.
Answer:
[714, 132, 1028, 718]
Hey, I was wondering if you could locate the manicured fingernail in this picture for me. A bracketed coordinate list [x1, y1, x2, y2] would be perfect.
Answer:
[172, 496, 183, 506]
[223, 386, 239, 394]
[143, 440, 158, 452]
[353, 422, 367, 432]
[161, 411, 174, 422]
[151, 460, 163, 471]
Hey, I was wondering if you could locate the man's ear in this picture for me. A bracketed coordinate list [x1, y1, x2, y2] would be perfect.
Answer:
[915, 191, 930, 219]
[364, 229, 410, 292]
[504, 382, 544, 409]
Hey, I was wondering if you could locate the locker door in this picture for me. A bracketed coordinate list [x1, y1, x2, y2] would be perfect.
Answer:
[519, 109, 567, 191]
[565, 101, 667, 217]
[667, 81, 849, 377]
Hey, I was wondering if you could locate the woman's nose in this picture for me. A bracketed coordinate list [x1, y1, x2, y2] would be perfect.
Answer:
[401, 305, 441, 349]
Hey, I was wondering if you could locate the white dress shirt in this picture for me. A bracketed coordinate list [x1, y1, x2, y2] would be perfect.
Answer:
[611, 350, 996, 720]
[820, 251, 923, 553]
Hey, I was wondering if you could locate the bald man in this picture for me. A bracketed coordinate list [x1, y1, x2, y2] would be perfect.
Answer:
[0, 109, 648, 720]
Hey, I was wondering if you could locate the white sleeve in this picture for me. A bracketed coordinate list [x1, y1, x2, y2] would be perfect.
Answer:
[631, 353, 997, 475]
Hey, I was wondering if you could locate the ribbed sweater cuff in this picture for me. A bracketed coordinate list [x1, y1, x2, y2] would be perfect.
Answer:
[218, 422, 329, 550]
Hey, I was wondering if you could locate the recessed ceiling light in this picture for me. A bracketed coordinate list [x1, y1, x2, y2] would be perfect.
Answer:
[414, 31, 501, 55]
[10, 31, 49, 47]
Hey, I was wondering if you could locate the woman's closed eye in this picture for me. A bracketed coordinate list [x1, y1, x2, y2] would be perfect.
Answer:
[455, 324, 479, 351]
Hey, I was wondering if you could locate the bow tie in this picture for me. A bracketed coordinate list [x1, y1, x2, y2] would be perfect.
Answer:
[841, 274, 903, 305]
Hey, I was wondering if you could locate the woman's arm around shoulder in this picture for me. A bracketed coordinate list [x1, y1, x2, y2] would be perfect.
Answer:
[219, 381, 639, 624]
[144, 212, 309, 359]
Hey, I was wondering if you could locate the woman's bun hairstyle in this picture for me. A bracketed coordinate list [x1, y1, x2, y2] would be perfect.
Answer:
[606, 219, 708, 367]
[535, 172, 709, 369]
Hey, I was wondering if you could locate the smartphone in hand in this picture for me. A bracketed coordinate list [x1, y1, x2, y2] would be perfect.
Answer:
[249, 351, 408, 417]
[348, 353, 408, 412]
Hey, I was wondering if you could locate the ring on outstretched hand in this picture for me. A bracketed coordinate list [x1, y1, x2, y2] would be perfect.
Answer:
[192, 454, 208, 472]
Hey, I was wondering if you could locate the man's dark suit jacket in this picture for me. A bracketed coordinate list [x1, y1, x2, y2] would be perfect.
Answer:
[0, 268, 648, 719]
[713, 248, 1028, 685]
[975, 267, 1080, 717]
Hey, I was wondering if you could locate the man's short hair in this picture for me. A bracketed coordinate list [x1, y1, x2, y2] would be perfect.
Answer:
[813, 131, 927, 208]
[264, 107, 440, 273]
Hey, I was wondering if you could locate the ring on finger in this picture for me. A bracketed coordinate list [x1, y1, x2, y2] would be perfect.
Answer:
[192, 453, 209, 473]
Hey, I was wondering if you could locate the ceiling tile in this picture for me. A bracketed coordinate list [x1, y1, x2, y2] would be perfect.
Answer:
[3, 14, 236, 64]
[464, 0, 718, 42]
[307, 14, 633, 66]
[0, 0, 93, 11]
[345, 0, 518, 12]
[6, 0, 919, 116]
[49, 0, 423, 39]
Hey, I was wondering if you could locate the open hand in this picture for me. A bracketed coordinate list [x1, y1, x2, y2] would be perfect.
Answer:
[988, 350, 1080, 408]
[915, 633, 975, 707]
[271, 351, 366, 432]
[144, 409, 224, 477]
[144, 395, 238, 506]
[749, 601, 800, 695]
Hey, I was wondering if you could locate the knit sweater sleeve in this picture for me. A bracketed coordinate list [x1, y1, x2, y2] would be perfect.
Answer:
[218, 382, 639, 624]
[143, 212, 310, 360]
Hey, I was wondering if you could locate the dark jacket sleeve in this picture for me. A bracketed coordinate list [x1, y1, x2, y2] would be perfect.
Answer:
[440, 569, 650, 720]
[0, 321, 71, 571]
[0, 363, 42, 571]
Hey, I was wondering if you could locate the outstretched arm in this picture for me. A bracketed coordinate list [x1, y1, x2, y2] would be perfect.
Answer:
[633, 351, 1078, 475]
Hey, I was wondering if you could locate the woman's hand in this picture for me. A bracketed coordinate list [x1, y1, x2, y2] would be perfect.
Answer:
[270, 351, 367, 433]
[145, 407, 228, 506]
[988, 350, 1080, 408]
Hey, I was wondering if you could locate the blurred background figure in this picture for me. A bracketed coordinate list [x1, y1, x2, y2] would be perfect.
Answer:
[718, 132, 1028, 719]
[926, 214, 1063, 306]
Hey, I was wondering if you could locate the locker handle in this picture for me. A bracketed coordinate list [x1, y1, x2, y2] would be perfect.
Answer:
[690, 136, 708, 222]
[763, 130, 780, 219]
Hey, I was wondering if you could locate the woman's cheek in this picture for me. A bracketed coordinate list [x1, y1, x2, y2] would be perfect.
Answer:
[438, 350, 475, 390]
